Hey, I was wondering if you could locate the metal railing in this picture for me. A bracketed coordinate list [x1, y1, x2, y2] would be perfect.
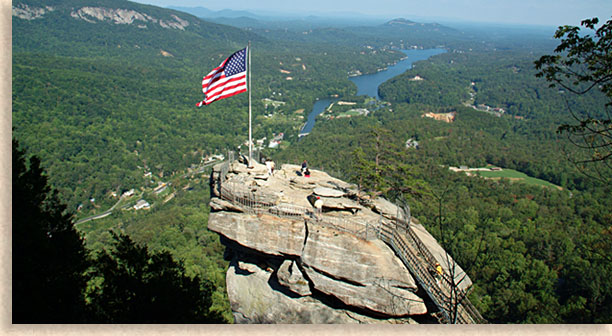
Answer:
[380, 216, 486, 324]
[217, 176, 377, 240]
[378, 225, 451, 323]
[269, 203, 312, 219]
[211, 158, 485, 323]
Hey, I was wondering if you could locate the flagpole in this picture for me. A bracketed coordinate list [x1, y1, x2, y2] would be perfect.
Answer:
[248, 41, 253, 168]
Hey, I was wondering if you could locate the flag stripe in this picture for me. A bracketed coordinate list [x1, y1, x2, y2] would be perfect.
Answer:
[196, 47, 247, 107]
[205, 87, 247, 105]
[209, 82, 247, 98]
[205, 74, 246, 97]
[202, 73, 225, 91]
[201, 68, 224, 86]
[204, 82, 247, 104]
[201, 59, 228, 83]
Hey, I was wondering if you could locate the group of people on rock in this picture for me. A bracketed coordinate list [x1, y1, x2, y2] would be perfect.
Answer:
[261, 158, 311, 177]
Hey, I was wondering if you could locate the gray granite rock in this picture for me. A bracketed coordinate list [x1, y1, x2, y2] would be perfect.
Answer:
[209, 197, 244, 213]
[227, 258, 418, 324]
[302, 263, 427, 317]
[209, 160, 473, 323]
[313, 186, 345, 198]
[208, 211, 306, 257]
[277, 259, 312, 296]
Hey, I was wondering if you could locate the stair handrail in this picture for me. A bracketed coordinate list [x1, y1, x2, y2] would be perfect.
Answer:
[213, 161, 485, 323]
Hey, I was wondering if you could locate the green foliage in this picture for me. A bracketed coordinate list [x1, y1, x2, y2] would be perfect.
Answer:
[348, 126, 432, 201]
[12, 0, 612, 324]
[535, 18, 612, 103]
[12, 1, 405, 214]
[379, 55, 470, 106]
[272, 94, 612, 323]
[87, 232, 224, 323]
[12, 138, 90, 323]
[535, 17, 612, 172]
[350, 147, 382, 193]
[76, 179, 233, 322]
[13, 0, 258, 60]
[13, 139, 226, 323]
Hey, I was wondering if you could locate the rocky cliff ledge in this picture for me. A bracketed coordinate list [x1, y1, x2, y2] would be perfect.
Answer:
[208, 159, 475, 324]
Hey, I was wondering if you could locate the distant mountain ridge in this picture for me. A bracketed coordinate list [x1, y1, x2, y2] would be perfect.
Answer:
[384, 18, 441, 27]
[168, 6, 259, 20]
[166, 5, 412, 31]
[14, 2, 189, 30]
[163, 5, 458, 48]
[12, 0, 260, 59]
[379, 18, 455, 33]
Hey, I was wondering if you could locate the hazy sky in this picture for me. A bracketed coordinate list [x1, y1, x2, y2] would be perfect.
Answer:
[131, 0, 612, 27]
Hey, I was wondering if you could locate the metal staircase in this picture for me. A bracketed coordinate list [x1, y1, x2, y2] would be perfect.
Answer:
[378, 218, 486, 324]
[212, 159, 486, 323]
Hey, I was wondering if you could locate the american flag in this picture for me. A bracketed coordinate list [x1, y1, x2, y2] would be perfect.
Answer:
[196, 48, 247, 106]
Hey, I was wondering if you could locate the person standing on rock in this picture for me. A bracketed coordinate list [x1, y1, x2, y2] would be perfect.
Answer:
[265, 160, 273, 176]
[301, 160, 308, 175]
[314, 196, 322, 212]
[307, 194, 323, 212]
[435, 263, 443, 286]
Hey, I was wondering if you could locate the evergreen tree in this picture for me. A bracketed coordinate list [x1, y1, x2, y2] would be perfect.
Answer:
[12, 138, 225, 323]
[12, 138, 89, 323]
[87, 232, 225, 323]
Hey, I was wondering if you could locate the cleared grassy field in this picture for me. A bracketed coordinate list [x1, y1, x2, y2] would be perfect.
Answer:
[477, 168, 562, 190]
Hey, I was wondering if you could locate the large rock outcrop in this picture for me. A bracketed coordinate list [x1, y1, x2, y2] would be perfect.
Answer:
[208, 160, 473, 323]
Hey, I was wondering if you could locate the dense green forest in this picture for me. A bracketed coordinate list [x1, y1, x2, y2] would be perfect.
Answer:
[270, 31, 611, 322]
[11, 0, 612, 324]
[13, 139, 224, 323]
[272, 103, 611, 322]
[13, 0, 404, 214]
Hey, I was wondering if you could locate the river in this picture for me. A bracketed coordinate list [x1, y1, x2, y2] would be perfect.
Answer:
[299, 48, 446, 136]
[349, 48, 446, 99]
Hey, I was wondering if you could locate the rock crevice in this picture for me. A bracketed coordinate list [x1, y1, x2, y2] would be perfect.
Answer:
[208, 160, 472, 323]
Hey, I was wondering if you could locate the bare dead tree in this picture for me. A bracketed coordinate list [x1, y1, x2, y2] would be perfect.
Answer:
[429, 186, 485, 323]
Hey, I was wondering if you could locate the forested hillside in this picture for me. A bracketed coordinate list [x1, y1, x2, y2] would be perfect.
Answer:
[12, 0, 426, 322]
[270, 30, 611, 322]
[12, 0, 612, 324]
[12, 0, 402, 213]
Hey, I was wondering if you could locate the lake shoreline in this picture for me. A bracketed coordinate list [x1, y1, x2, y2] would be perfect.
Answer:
[299, 48, 447, 135]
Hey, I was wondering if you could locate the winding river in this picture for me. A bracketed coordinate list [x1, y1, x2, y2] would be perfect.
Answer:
[299, 48, 446, 136]
[349, 48, 446, 99]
